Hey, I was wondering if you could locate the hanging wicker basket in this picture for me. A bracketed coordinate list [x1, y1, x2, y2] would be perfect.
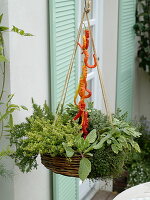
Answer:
[41, 154, 81, 177]
[41, 0, 112, 179]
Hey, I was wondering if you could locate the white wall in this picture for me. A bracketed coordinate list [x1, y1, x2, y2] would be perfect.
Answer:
[0, 1, 15, 200]
[133, 68, 150, 121]
[7, 0, 50, 200]
[102, 0, 119, 113]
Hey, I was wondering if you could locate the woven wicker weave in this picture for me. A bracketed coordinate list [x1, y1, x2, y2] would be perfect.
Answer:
[41, 154, 81, 177]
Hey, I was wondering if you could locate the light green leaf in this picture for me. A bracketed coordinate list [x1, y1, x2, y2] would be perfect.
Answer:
[19, 30, 24, 35]
[66, 147, 74, 157]
[107, 139, 112, 144]
[11, 26, 19, 33]
[86, 129, 96, 143]
[111, 144, 119, 154]
[62, 143, 74, 158]
[8, 104, 20, 109]
[86, 153, 93, 157]
[0, 112, 9, 121]
[133, 142, 141, 152]
[0, 26, 9, 31]
[9, 114, 13, 129]
[130, 140, 141, 152]
[21, 105, 28, 111]
[24, 33, 34, 36]
[75, 136, 90, 152]
[0, 108, 16, 121]
[113, 139, 122, 150]
[8, 108, 16, 114]
[79, 157, 91, 181]
[0, 14, 3, 24]
[93, 133, 112, 150]
[7, 94, 14, 102]
[0, 55, 8, 62]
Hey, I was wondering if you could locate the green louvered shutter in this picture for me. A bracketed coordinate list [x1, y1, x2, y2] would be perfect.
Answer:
[49, 0, 77, 112]
[116, 0, 136, 119]
[48, 0, 79, 200]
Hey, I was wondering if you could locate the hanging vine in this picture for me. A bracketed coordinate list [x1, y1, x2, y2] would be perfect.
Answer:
[0, 14, 32, 177]
[133, 0, 150, 73]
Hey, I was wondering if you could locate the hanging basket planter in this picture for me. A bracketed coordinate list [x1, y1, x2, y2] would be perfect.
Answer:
[10, 0, 142, 181]
[41, 155, 81, 178]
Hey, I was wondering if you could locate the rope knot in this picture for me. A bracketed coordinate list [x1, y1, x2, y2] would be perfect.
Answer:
[84, 0, 91, 13]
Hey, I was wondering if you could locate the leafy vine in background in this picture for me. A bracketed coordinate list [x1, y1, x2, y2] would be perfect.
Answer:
[0, 14, 32, 177]
[133, 0, 150, 73]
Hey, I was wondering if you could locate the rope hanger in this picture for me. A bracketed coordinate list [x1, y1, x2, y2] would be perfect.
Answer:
[56, 0, 112, 123]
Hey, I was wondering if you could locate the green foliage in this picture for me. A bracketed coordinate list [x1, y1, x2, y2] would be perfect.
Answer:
[10, 101, 82, 173]
[0, 13, 31, 176]
[127, 117, 150, 187]
[11, 26, 33, 36]
[10, 102, 141, 181]
[88, 107, 109, 132]
[88, 106, 141, 154]
[79, 157, 91, 181]
[89, 147, 127, 179]
[128, 162, 150, 187]
[134, 0, 150, 73]
[0, 149, 14, 178]
[86, 105, 141, 179]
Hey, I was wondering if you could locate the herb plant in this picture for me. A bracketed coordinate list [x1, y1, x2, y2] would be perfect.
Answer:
[10, 102, 141, 181]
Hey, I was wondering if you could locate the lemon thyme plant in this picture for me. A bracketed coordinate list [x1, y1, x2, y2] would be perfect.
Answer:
[10, 101, 141, 181]
[0, 14, 32, 177]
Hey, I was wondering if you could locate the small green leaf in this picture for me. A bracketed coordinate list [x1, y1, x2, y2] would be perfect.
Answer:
[0, 55, 8, 62]
[9, 114, 13, 129]
[11, 26, 19, 33]
[79, 157, 91, 181]
[107, 139, 112, 144]
[66, 147, 74, 157]
[75, 136, 90, 152]
[8, 94, 14, 102]
[21, 105, 28, 111]
[133, 143, 141, 153]
[0, 112, 9, 121]
[0, 26, 9, 31]
[111, 144, 119, 154]
[19, 30, 24, 35]
[24, 33, 34, 36]
[62, 143, 74, 158]
[86, 153, 93, 157]
[86, 129, 96, 143]
[8, 108, 16, 114]
[93, 133, 112, 150]
[130, 140, 141, 152]
[8, 104, 20, 109]
[0, 14, 3, 24]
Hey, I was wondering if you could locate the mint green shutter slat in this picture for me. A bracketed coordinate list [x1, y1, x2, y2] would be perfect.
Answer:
[49, 0, 78, 199]
[49, 0, 77, 112]
[116, 0, 136, 119]
[53, 175, 79, 200]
